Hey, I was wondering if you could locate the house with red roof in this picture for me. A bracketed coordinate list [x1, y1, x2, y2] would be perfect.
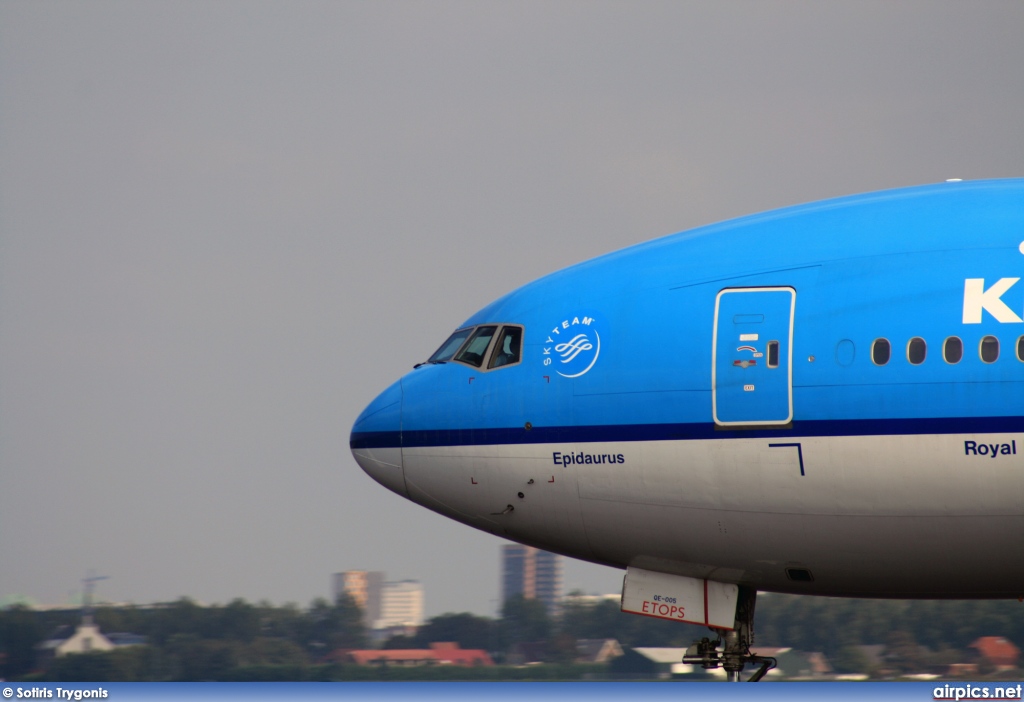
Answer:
[969, 637, 1020, 671]
[345, 642, 493, 667]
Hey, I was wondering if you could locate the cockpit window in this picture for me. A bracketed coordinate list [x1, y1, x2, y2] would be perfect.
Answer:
[454, 326, 498, 368]
[428, 328, 473, 363]
[488, 326, 523, 369]
[424, 323, 524, 370]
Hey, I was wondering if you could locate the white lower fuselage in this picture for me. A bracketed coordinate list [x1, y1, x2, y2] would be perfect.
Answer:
[368, 432, 1024, 598]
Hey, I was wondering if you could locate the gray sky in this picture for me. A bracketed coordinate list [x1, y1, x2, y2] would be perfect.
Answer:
[2, 1, 1022, 617]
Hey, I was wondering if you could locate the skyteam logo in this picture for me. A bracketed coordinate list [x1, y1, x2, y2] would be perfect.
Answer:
[542, 313, 601, 378]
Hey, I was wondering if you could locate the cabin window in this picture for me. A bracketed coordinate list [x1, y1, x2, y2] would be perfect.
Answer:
[766, 340, 779, 368]
[871, 338, 891, 365]
[428, 327, 474, 363]
[488, 325, 524, 369]
[454, 326, 498, 367]
[1017, 336, 1024, 362]
[907, 337, 926, 365]
[980, 335, 1000, 363]
[943, 336, 963, 364]
[785, 568, 814, 582]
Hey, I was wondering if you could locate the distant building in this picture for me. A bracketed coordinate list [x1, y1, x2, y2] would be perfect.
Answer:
[332, 570, 385, 625]
[970, 636, 1020, 671]
[344, 642, 493, 667]
[332, 570, 423, 630]
[37, 618, 144, 667]
[333, 571, 384, 613]
[500, 544, 562, 613]
[563, 593, 621, 607]
[38, 621, 114, 659]
[374, 579, 424, 629]
[576, 638, 624, 664]
[37, 575, 142, 666]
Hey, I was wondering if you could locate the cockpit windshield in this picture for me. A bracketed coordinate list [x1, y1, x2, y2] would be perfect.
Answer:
[454, 326, 498, 368]
[424, 324, 524, 369]
[428, 328, 473, 363]
[489, 326, 522, 368]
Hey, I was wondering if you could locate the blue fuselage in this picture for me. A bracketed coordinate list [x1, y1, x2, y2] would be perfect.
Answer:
[351, 179, 1024, 598]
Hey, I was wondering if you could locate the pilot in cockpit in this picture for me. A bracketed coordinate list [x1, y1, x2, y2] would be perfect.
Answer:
[490, 326, 522, 368]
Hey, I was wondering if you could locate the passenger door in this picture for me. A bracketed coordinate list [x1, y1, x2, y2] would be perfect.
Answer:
[712, 287, 795, 426]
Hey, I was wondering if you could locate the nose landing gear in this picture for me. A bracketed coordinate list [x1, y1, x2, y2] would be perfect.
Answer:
[682, 586, 776, 682]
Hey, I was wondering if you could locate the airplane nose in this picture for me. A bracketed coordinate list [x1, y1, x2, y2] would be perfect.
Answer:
[350, 379, 406, 498]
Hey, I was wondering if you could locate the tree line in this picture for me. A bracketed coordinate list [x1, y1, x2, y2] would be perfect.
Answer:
[2, 593, 1023, 681]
